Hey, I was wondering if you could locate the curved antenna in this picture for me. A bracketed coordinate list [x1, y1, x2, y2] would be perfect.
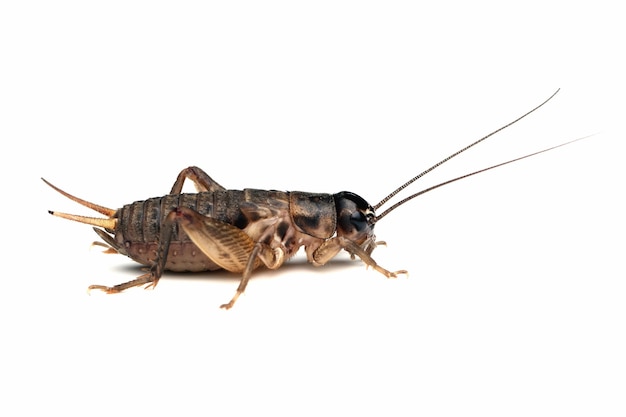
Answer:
[374, 135, 590, 222]
[374, 89, 560, 210]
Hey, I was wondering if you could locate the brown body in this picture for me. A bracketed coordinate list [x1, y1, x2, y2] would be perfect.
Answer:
[44, 166, 394, 309]
[103, 190, 335, 273]
[44, 90, 580, 309]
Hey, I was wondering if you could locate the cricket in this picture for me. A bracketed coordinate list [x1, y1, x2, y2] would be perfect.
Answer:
[44, 89, 585, 309]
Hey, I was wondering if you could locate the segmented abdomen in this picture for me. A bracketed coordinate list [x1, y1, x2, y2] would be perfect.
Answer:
[112, 190, 289, 271]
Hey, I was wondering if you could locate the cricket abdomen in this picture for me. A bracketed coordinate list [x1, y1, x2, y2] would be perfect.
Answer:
[125, 240, 222, 272]
[110, 189, 294, 272]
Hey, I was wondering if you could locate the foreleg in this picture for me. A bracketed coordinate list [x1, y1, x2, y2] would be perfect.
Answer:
[311, 237, 407, 278]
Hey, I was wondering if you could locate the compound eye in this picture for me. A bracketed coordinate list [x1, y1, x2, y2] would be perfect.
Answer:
[350, 210, 368, 232]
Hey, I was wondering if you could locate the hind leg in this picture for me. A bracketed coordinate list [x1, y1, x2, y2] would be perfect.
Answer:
[174, 207, 285, 309]
[88, 271, 159, 293]
[169, 166, 226, 194]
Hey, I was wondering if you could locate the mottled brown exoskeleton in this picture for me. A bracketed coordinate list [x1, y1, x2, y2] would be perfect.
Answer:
[44, 89, 586, 309]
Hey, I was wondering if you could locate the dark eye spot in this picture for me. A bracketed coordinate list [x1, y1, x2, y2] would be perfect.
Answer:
[350, 211, 367, 232]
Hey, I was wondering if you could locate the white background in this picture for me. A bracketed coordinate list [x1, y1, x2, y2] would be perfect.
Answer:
[2, 2, 624, 416]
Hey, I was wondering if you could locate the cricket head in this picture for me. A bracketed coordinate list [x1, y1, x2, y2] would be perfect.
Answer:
[332, 90, 589, 255]
[333, 191, 378, 253]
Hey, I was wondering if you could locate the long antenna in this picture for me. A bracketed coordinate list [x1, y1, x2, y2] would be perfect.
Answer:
[373, 89, 560, 210]
[374, 135, 590, 222]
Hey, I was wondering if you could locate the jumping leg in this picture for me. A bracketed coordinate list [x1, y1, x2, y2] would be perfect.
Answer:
[169, 166, 227, 194]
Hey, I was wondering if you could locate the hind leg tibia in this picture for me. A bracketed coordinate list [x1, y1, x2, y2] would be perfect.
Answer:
[169, 166, 226, 194]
